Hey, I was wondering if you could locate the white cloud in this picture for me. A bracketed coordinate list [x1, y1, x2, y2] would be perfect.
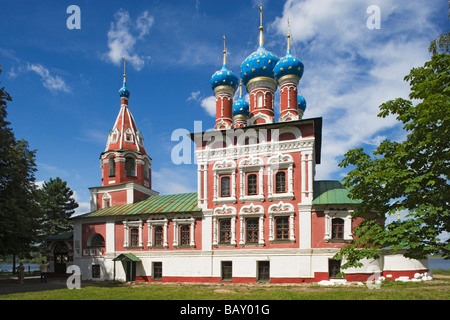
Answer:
[27, 63, 70, 93]
[200, 96, 216, 117]
[187, 90, 216, 117]
[105, 9, 154, 71]
[271, 0, 437, 180]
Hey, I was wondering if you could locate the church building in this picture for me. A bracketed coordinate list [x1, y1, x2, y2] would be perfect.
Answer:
[67, 6, 428, 283]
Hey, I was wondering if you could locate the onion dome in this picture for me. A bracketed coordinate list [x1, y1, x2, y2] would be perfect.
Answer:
[210, 36, 238, 92]
[240, 4, 279, 87]
[119, 82, 130, 99]
[274, 33, 304, 82]
[233, 82, 249, 118]
[298, 94, 306, 112]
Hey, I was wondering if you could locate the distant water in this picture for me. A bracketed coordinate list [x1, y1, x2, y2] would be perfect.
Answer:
[428, 258, 450, 270]
[0, 263, 40, 272]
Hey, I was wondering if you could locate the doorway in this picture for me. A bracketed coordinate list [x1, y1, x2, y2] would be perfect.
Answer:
[53, 242, 68, 274]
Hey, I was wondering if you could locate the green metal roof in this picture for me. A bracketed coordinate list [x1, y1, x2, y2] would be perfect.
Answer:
[76, 192, 201, 218]
[313, 180, 361, 205]
[113, 253, 141, 262]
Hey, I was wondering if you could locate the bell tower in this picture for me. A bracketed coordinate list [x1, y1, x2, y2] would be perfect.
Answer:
[89, 58, 158, 211]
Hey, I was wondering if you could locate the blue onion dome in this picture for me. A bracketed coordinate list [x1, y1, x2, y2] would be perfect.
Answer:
[240, 5, 279, 87]
[298, 94, 306, 112]
[210, 65, 239, 92]
[119, 81, 130, 99]
[274, 34, 304, 82]
[233, 82, 249, 118]
[240, 45, 279, 87]
[210, 36, 239, 92]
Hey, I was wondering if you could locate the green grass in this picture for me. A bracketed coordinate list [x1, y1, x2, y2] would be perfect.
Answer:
[1, 276, 449, 300]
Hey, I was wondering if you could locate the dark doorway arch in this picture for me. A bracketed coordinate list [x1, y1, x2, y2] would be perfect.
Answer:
[54, 242, 69, 274]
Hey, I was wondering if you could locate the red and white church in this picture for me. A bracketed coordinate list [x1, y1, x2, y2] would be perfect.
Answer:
[64, 8, 428, 283]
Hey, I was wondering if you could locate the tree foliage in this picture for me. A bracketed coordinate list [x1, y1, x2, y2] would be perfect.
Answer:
[337, 39, 449, 269]
[37, 177, 78, 240]
[0, 65, 41, 260]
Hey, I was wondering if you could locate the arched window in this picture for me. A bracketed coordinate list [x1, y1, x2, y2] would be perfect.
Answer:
[332, 218, 344, 239]
[247, 174, 257, 195]
[275, 171, 286, 193]
[90, 234, 105, 247]
[220, 176, 230, 197]
[109, 156, 116, 177]
[125, 156, 136, 177]
[257, 92, 263, 108]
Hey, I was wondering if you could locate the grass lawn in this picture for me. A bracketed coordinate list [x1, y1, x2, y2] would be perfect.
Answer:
[0, 270, 449, 301]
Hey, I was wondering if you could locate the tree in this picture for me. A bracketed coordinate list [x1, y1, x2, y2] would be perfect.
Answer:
[0, 65, 41, 271]
[336, 38, 449, 269]
[37, 177, 78, 241]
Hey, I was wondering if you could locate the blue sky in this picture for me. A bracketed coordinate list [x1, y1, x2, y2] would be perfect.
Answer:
[0, 0, 448, 217]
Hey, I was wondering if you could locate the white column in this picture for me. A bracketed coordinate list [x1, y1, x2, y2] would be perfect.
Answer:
[298, 205, 312, 249]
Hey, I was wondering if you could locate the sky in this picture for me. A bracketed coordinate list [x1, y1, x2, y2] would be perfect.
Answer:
[0, 0, 448, 218]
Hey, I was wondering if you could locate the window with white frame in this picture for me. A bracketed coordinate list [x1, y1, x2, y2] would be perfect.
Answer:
[268, 202, 295, 242]
[123, 220, 143, 248]
[147, 216, 169, 248]
[213, 159, 236, 204]
[172, 215, 196, 248]
[267, 153, 294, 201]
[324, 210, 353, 243]
[239, 156, 264, 203]
[102, 193, 111, 209]
[213, 205, 237, 247]
[239, 204, 265, 246]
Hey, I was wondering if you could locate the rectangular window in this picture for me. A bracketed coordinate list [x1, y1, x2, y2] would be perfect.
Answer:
[246, 218, 259, 243]
[247, 174, 257, 195]
[275, 171, 286, 193]
[257, 261, 270, 282]
[130, 228, 139, 246]
[92, 265, 101, 278]
[220, 176, 231, 197]
[153, 262, 162, 280]
[219, 219, 231, 244]
[154, 226, 163, 246]
[329, 259, 341, 278]
[180, 225, 190, 246]
[275, 217, 289, 240]
[221, 261, 232, 281]
[332, 218, 344, 239]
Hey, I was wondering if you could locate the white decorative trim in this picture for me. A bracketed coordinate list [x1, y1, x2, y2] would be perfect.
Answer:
[248, 112, 273, 126]
[267, 153, 294, 201]
[239, 204, 265, 246]
[280, 111, 299, 122]
[123, 219, 143, 248]
[172, 215, 196, 248]
[196, 137, 314, 163]
[102, 192, 111, 208]
[238, 156, 265, 203]
[324, 210, 353, 243]
[268, 202, 296, 242]
[212, 205, 237, 246]
[147, 216, 169, 248]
